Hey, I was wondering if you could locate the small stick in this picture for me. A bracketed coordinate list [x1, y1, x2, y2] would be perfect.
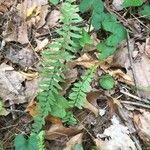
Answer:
[120, 89, 150, 104]
[120, 101, 150, 109]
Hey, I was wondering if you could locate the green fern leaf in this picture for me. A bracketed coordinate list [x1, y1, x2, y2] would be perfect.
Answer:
[69, 67, 96, 109]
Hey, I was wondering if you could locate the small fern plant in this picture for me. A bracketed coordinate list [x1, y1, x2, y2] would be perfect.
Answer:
[32, 0, 83, 133]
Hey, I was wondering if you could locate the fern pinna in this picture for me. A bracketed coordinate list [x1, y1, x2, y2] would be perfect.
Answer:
[69, 67, 96, 109]
[32, 0, 82, 133]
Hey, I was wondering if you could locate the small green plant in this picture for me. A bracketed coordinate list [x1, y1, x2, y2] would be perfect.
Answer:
[99, 74, 115, 90]
[139, 4, 150, 19]
[79, 0, 127, 60]
[14, 134, 38, 150]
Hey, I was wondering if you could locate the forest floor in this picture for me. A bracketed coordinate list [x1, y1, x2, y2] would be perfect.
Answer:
[0, 0, 150, 150]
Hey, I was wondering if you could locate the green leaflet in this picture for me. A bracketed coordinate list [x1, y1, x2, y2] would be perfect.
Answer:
[14, 134, 38, 150]
[123, 0, 144, 8]
[49, 0, 60, 5]
[69, 67, 96, 109]
[139, 4, 150, 20]
[80, 0, 127, 60]
[73, 144, 84, 150]
[80, 29, 93, 47]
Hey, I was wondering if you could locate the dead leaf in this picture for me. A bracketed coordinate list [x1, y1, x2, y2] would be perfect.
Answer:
[20, 71, 38, 80]
[133, 110, 150, 143]
[95, 122, 136, 150]
[64, 133, 83, 150]
[25, 77, 39, 102]
[112, 39, 150, 99]
[61, 68, 78, 95]
[4, 46, 38, 68]
[0, 63, 26, 104]
[145, 37, 150, 58]
[108, 69, 134, 85]
[35, 38, 49, 52]
[46, 10, 61, 28]
[26, 99, 38, 117]
[84, 100, 99, 116]
[45, 124, 83, 140]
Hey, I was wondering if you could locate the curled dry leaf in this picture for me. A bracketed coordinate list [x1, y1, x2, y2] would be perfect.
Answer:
[70, 53, 100, 68]
[84, 100, 99, 117]
[133, 110, 150, 143]
[64, 133, 83, 150]
[0, 63, 26, 104]
[95, 123, 136, 150]
[45, 124, 83, 140]
[108, 69, 134, 85]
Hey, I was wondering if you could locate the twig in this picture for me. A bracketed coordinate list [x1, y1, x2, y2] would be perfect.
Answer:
[120, 101, 150, 109]
[120, 88, 150, 104]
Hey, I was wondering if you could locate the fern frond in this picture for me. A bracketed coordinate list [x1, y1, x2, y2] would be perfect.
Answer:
[69, 67, 96, 109]
[32, 0, 82, 133]
[38, 131, 45, 150]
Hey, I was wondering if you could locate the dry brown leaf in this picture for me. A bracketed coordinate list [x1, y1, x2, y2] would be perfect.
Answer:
[45, 124, 83, 140]
[108, 69, 134, 85]
[61, 68, 78, 95]
[73, 53, 100, 68]
[26, 99, 38, 117]
[133, 110, 150, 143]
[64, 133, 83, 150]
[46, 10, 61, 28]
[87, 90, 102, 107]
[0, 63, 26, 104]
[84, 100, 99, 116]
[112, 39, 150, 99]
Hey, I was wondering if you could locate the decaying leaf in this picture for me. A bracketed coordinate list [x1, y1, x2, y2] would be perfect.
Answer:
[71, 53, 100, 68]
[0, 63, 26, 104]
[45, 124, 83, 140]
[95, 117, 136, 150]
[133, 110, 150, 143]
[4, 46, 38, 68]
[61, 68, 78, 95]
[64, 133, 83, 150]
[84, 100, 99, 116]
[0, 101, 9, 116]
[112, 39, 150, 99]
[108, 69, 134, 86]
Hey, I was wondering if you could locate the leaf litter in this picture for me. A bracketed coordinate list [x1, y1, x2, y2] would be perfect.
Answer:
[0, 0, 150, 150]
